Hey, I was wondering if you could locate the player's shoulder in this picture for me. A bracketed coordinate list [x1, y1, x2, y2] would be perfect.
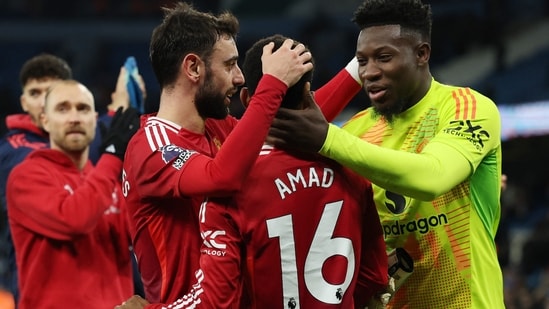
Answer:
[143, 116, 181, 134]
[205, 116, 238, 135]
[128, 116, 182, 152]
[432, 80, 498, 119]
[9, 149, 50, 177]
[433, 80, 495, 106]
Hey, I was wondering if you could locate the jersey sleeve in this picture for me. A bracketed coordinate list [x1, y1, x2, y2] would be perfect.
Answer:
[143, 199, 243, 309]
[432, 91, 501, 170]
[131, 74, 288, 198]
[320, 124, 472, 201]
[313, 57, 362, 122]
[6, 154, 122, 241]
[319, 88, 501, 201]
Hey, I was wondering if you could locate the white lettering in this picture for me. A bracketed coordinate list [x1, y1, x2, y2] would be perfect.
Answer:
[322, 168, 334, 187]
[275, 179, 293, 199]
[287, 169, 306, 192]
[274, 167, 335, 200]
[201, 249, 227, 257]
[308, 168, 320, 187]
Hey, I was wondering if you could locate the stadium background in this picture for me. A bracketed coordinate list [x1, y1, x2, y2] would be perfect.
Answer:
[1, 1, 548, 308]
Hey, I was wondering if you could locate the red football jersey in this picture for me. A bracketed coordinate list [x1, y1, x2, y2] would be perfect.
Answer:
[124, 69, 364, 306]
[123, 75, 289, 303]
[156, 145, 388, 309]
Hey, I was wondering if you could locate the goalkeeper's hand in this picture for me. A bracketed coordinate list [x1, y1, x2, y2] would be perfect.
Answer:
[364, 277, 395, 309]
[100, 106, 140, 160]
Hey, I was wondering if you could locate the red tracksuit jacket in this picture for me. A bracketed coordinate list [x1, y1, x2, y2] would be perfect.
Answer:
[7, 150, 133, 309]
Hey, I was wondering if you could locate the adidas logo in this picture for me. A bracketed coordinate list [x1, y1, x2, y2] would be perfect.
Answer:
[105, 144, 116, 153]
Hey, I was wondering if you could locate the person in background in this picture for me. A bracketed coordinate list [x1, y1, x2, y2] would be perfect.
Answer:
[90, 62, 147, 164]
[6, 80, 139, 309]
[268, 0, 504, 308]
[116, 34, 388, 309]
[0, 53, 145, 305]
[0, 53, 72, 304]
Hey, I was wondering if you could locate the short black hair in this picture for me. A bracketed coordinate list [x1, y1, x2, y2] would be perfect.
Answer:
[150, 2, 239, 88]
[19, 53, 72, 89]
[352, 0, 432, 42]
[242, 34, 314, 110]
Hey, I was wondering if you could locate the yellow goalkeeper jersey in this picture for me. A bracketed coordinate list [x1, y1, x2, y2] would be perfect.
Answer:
[321, 79, 504, 308]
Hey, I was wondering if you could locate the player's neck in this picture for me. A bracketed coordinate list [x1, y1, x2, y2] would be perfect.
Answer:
[157, 89, 205, 134]
[53, 146, 89, 171]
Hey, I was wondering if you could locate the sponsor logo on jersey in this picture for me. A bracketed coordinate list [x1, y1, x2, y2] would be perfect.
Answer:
[444, 120, 489, 151]
[201, 230, 227, 257]
[159, 144, 196, 170]
[382, 213, 448, 237]
[63, 184, 74, 195]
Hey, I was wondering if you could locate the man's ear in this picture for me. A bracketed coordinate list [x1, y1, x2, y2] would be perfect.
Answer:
[239, 87, 251, 108]
[20, 94, 29, 112]
[182, 54, 201, 82]
[40, 112, 49, 133]
[416, 42, 431, 66]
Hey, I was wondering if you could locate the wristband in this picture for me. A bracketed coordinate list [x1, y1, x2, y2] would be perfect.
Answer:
[344, 57, 362, 85]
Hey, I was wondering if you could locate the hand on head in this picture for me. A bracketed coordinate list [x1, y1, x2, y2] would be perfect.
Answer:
[261, 39, 313, 88]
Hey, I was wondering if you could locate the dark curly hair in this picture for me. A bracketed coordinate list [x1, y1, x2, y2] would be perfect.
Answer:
[19, 53, 72, 89]
[352, 0, 432, 42]
[242, 34, 314, 110]
[150, 2, 239, 88]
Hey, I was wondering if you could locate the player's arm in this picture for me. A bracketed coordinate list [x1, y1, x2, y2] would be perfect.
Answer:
[6, 155, 123, 240]
[160, 200, 244, 308]
[269, 101, 471, 200]
[321, 126, 470, 200]
[131, 75, 287, 199]
[176, 40, 313, 196]
[133, 40, 312, 198]
[117, 200, 244, 309]
[321, 99, 500, 200]
[176, 74, 287, 196]
[313, 57, 362, 122]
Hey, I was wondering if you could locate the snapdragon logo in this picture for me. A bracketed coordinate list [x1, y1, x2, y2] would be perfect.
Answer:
[382, 214, 448, 237]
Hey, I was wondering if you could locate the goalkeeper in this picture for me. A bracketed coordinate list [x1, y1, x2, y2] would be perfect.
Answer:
[268, 0, 504, 308]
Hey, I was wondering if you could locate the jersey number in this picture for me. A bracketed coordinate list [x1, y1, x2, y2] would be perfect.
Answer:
[266, 200, 354, 308]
